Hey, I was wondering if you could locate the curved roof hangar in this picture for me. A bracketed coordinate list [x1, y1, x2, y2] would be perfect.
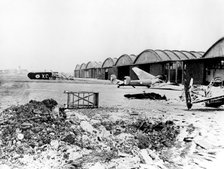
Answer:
[134, 49, 203, 64]
[80, 63, 87, 70]
[75, 64, 81, 71]
[86, 61, 102, 69]
[115, 54, 136, 66]
[202, 37, 224, 59]
[102, 57, 117, 68]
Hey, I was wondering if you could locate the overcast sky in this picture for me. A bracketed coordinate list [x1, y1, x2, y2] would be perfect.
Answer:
[0, 0, 224, 73]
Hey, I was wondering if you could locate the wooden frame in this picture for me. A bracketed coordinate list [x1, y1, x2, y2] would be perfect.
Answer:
[64, 91, 99, 109]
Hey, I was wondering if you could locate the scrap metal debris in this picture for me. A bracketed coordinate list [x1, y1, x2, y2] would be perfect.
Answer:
[124, 92, 167, 100]
[0, 99, 220, 169]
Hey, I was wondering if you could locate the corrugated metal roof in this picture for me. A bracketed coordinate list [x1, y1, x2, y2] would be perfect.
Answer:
[155, 50, 171, 61]
[102, 57, 116, 68]
[86, 61, 96, 69]
[129, 54, 137, 61]
[202, 37, 224, 58]
[134, 49, 203, 64]
[134, 49, 161, 64]
[172, 51, 189, 60]
[163, 50, 181, 60]
[115, 54, 136, 66]
[112, 58, 118, 64]
[86, 61, 103, 69]
[77, 48, 205, 69]
[75, 64, 81, 70]
[80, 63, 86, 70]
[96, 62, 102, 68]
[180, 51, 197, 59]
[190, 51, 204, 58]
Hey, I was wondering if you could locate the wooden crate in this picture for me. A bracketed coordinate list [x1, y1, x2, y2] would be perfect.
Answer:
[64, 91, 99, 109]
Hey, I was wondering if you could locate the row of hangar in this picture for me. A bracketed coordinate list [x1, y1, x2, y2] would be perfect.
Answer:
[74, 37, 224, 85]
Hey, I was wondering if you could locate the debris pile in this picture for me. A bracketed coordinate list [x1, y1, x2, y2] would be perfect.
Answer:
[0, 99, 69, 152]
[131, 119, 179, 150]
[0, 100, 220, 169]
[124, 92, 167, 100]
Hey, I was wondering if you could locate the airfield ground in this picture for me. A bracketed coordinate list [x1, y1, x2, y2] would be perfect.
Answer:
[0, 73, 224, 169]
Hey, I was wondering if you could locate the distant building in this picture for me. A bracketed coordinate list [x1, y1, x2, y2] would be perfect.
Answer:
[101, 57, 117, 80]
[85, 61, 102, 78]
[79, 63, 86, 78]
[115, 54, 136, 80]
[74, 64, 81, 78]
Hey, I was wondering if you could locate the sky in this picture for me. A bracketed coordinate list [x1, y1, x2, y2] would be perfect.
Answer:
[0, 0, 224, 73]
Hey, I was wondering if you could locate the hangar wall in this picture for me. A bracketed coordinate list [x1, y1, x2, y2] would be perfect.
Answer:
[108, 67, 117, 80]
[79, 63, 86, 78]
[100, 67, 117, 80]
[184, 60, 204, 85]
[133, 49, 203, 84]
[150, 63, 163, 76]
[74, 65, 80, 78]
[204, 58, 224, 83]
[101, 58, 117, 80]
[202, 38, 224, 83]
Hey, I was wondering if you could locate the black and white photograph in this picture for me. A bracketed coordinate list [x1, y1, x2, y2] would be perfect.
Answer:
[1, 0, 224, 168]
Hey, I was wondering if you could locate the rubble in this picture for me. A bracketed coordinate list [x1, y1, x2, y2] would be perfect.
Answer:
[0, 99, 221, 169]
[80, 121, 97, 134]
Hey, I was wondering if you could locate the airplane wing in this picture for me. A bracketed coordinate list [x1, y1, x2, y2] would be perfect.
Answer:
[192, 95, 224, 104]
[132, 67, 156, 80]
[150, 84, 183, 91]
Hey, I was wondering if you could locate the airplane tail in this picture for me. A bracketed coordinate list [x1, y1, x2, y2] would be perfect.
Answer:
[132, 67, 157, 80]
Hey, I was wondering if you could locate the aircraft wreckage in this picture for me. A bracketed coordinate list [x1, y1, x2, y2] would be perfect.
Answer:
[185, 77, 224, 109]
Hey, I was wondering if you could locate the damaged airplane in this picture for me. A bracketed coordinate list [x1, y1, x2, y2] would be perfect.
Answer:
[185, 77, 224, 109]
[110, 67, 165, 88]
[111, 67, 181, 90]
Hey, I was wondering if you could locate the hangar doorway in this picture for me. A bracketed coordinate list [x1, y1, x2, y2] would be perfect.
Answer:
[165, 63, 175, 83]
[138, 64, 150, 73]
[117, 66, 130, 80]
[105, 69, 109, 80]
[205, 59, 224, 84]
[164, 62, 184, 84]
[150, 64, 163, 76]
[177, 62, 183, 84]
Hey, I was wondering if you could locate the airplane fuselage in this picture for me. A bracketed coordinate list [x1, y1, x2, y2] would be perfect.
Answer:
[126, 79, 152, 86]
[117, 79, 156, 88]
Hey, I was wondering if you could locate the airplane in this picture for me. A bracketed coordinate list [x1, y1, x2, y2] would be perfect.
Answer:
[185, 77, 224, 109]
[110, 67, 180, 89]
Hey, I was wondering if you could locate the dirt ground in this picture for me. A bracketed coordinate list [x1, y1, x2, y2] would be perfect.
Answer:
[1, 73, 224, 169]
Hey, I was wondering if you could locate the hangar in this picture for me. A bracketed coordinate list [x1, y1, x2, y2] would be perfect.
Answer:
[74, 38, 224, 84]
[85, 61, 102, 78]
[101, 57, 117, 80]
[134, 49, 203, 83]
[115, 54, 136, 80]
[79, 63, 87, 78]
[203, 37, 224, 83]
[184, 37, 224, 84]
[74, 64, 80, 78]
